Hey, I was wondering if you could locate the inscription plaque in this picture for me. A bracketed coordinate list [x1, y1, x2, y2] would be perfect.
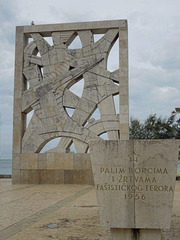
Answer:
[90, 140, 179, 229]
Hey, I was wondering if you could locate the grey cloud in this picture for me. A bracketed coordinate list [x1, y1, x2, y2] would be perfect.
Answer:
[0, 1, 16, 22]
[130, 63, 180, 121]
[0, 1, 17, 45]
[0, 0, 180, 157]
[151, 40, 180, 71]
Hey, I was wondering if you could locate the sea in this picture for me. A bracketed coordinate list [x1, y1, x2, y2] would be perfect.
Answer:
[0, 158, 180, 175]
[0, 159, 12, 174]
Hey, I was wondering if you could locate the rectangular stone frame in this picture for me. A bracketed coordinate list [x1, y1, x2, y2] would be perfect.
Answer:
[12, 20, 129, 183]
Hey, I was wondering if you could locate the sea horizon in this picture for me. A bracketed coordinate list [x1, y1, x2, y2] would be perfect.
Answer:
[0, 158, 12, 174]
[0, 158, 180, 175]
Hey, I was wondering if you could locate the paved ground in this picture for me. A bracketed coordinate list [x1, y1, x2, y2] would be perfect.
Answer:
[0, 179, 180, 240]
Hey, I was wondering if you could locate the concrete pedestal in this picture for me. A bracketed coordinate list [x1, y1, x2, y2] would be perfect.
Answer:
[110, 229, 161, 240]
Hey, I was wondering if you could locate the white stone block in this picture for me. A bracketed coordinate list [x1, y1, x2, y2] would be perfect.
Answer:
[90, 140, 179, 229]
[63, 88, 80, 108]
[73, 139, 88, 153]
[98, 96, 116, 115]
[30, 56, 42, 66]
[87, 120, 105, 136]
[78, 30, 94, 47]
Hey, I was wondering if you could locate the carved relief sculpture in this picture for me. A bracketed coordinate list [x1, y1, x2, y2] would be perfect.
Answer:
[20, 21, 128, 153]
[12, 20, 129, 183]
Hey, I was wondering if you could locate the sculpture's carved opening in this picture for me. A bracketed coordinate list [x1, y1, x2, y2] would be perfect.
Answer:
[40, 137, 61, 153]
[65, 107, 75, 117]
[44, 36, 53, 46]
[28, 38, 33, 43]
[68, 35, 82, 49]
[26, 81, 30, 90]
[99, 132, 109, 140]
[68, 142, 77, 153]
[91, 108, 100, 120]
[23, 77, 29, 90]
[26, 110, 34, 128]
[69, 66, 75, 70]
[94, 34, 104, 42]
[107, 39, 119, 72]
[113, 95, 119, 115]
[69, 78, 84, 98]
[40, 66, 43, 76]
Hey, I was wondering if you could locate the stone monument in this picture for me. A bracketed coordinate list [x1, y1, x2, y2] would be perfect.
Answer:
[12, 20, 128, 183]
[90, 140, 179, 239]
[13, 19, 180, 239]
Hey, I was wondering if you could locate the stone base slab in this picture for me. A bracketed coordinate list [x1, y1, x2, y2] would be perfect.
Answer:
[12, 153, 94, 184]
[110, 229, 161, 240]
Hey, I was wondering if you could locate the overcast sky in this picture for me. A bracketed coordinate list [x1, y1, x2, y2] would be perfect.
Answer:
[0, 0, 180, 158]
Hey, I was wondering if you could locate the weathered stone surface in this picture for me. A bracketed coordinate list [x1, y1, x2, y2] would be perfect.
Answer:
[119, 28, 129, 140]
[90, 140, 179, 229]
[78, 30, 94, 47]
[98, 96, 116, 115]
[63, 89, 80, 108]
[107, 130, 119, 140]
[86, 120, 105, 135]
[13, 20, 129, 184]
[73, 139, 88, 153]
[14, 153, 94, 184]
[72, 109, 90, 125]
[110, 229, 161, 240]
[20, 21, 127, 153]
[31, 33, 51, 55]
[30, 55, 42, 66]
[52, 31, 76, 46]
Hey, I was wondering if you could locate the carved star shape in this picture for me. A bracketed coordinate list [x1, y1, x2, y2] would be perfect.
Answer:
[128, 151, 139, 162]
